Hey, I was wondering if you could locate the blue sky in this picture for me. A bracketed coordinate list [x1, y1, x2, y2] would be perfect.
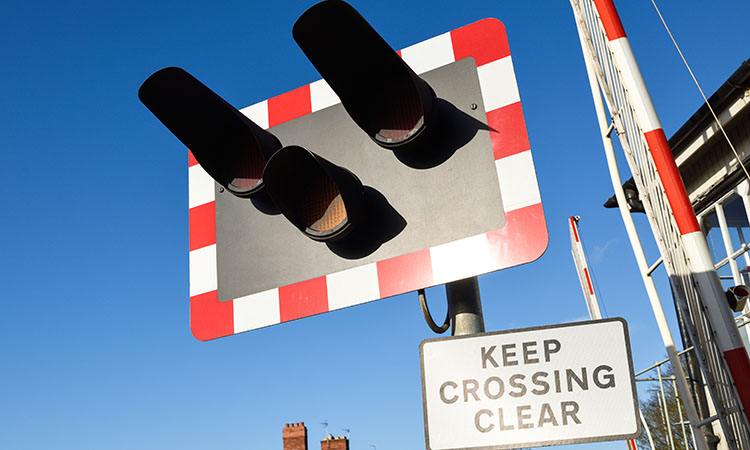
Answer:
[1, 1, 748, 449]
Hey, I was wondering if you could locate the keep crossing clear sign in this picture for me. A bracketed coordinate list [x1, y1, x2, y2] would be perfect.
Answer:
[419, 318, 640, 450]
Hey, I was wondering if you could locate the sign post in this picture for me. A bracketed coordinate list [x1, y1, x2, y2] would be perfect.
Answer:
[420, 318, 639, 450]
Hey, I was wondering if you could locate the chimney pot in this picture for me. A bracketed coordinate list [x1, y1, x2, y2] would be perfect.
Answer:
[320, 434, 349, 450]
[283, 421, 308, 450]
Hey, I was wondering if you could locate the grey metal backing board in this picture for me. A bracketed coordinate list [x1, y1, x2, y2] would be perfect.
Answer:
[215, 57, 505, 301]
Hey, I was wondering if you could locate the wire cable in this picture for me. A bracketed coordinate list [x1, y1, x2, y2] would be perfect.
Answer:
[418, 289, 450, 334]
[650, 0, 750, 184]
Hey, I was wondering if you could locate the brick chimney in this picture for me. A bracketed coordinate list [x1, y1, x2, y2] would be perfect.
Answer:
[320, 434, 349, 450]
[283, 422, 308, 450]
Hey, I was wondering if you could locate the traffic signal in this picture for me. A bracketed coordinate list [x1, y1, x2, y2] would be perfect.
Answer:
[139, 1, 547, 340]
[139, 66, 370, 243]
[263, 145, 365, 242]
[293, 0, 437, 150]
[138, 67, 281, 198]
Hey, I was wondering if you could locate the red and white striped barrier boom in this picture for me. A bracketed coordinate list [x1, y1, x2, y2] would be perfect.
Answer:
[570, 0, 750, 439]
[569, 216, 652, 450]
[568, 216, 602, 320]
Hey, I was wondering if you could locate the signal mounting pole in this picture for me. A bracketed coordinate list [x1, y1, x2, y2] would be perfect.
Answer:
[420, 277, 485, 337]
[445, 277, 485, 336]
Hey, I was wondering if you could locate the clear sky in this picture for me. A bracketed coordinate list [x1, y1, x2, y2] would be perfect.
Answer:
[1, 1, 748, 449]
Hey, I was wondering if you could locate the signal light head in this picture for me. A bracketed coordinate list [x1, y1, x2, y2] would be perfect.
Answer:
[293, 0, 437, 151]
[138, 67, 281, 197]
[726, 285, 750, 312]
[263, 146, 365, 242]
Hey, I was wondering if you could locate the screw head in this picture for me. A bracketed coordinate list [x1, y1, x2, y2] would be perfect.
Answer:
[470, 103, 478, 110]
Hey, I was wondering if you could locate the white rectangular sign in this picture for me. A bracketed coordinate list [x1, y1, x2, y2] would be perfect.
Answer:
[420, 318, 639, 450]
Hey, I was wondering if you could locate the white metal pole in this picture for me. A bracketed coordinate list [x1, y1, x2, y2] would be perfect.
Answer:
[737, 181, 750, 271]
[640, 406, 657, 450]
[735, 181, 750, 342]
[715, 203, 742, 284]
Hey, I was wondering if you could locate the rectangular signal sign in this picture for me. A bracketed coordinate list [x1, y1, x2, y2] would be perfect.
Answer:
[187, 18, 547, 341]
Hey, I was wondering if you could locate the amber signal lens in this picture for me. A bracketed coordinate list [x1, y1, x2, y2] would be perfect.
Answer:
[302, 175, 348, 233]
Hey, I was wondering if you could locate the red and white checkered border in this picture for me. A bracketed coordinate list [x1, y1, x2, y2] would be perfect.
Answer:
[187, 18, 547, 341]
